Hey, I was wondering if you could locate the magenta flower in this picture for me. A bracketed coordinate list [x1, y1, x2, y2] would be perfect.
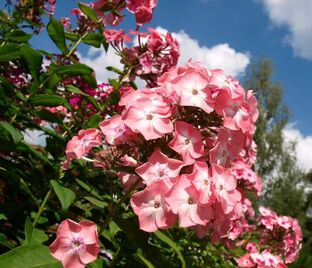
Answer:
[49, 219, 100, 268]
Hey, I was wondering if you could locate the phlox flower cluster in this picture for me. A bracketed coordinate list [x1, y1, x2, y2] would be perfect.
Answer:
[256, 207, 302, 264]
[62, 61, 304, 267]
[65, 61, 261, 241]
[104, 27, 180, 87]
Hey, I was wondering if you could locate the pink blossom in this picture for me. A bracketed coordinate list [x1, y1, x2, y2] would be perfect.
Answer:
[131, 181, 176, 232]
[187, 161, 215, 205]
[99, 115, 136, 145]
[169, 121, 204, 164]
[168, 63, 213, 113]
[49, 219, 100, 268]
[165, 175, 212, 227]
[126, 0, 158, 25]
[66, 129, 102, 160]
[122, 98, 173, 140]
[135, 149, 184, 187]
[104, 29, 131, 43]
[212, 164, 241, 214]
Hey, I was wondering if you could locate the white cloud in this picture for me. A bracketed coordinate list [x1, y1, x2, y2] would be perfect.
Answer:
[77, 47, 122, 82]
[156, 27, 250, 77]
[283, 124, 312, 171]
[259, 0, 312, 59]
[23, 129, 47, 146]
[78, 27, 250, 83]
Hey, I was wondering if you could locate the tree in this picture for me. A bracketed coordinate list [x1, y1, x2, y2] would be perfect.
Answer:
[244, 58, 312, 267]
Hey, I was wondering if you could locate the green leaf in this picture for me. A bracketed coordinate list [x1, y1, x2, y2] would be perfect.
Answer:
[84, 196, 107, 208]
[7, 29, 32, 43]
[50, 63, 94, 76]
[0, 245, 62, 268]
[65, 32, 80, 41]
[106, 66, 123, 75]
[114, 217, 162, 267]
[20, 45, 43, 82]
[0, 233, 14, 249]
[82, 33, 103, 48]
[0, 44, 20, 61]
[154, 231, 186, 268]
[85, 114, 102, 128]
[51, 180, 76, 211]
[78, 3, 97, 20]
[0, 214, 7, 220]
[87, 259, 104, 268]
[46, 73, 62, 89]
[65, 85, 88, 96]
[136, 249, 155, 268]
[0, 121, 23, 144]
[47, 18, 67, 54]
[36, 110, 63, 124]
[30, 94, 67, 107]
[31, 229, 49, 245]
[75, 178, 103, 200]
[24, 217, 34, 245]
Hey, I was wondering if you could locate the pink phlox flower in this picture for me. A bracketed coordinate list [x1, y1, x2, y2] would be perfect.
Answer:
[165, 62, 213, 113]
[126, 0, 158, 26]
[165, 175, 212, 227]
[99, 115, 136, 145]
[187, 161, 215, 205]
[135, 148, 184, 187]
[210, 129, 245, 167]
[169, 121, 204, 165]
[122, 98, 173, 140]
[130, 181, 176, 232]
[66, 128, 102, 160]
[236, 253, 255, 267]
[212, 164, 241, 214]
[49, 219, 100, 268]
[209, 69, 245, 99]
[104, 29, 131, 43]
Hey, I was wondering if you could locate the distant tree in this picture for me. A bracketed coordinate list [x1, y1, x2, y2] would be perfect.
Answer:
[244, 58, 311, 267]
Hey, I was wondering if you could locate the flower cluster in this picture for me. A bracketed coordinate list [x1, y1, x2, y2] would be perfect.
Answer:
[237, 243, 287, 268]
[257, 207, 302, 263]
[66, 61, 260, 239]
[92, 0, 158, 26]
[104, 27, 180, 87]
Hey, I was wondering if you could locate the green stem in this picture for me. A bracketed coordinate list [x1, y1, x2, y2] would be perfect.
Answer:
[66, 31, 89, 58]
[33, 188, 52, 227]
[100, 178, 141, 233]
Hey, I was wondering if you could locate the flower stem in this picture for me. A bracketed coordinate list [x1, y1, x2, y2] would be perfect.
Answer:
[32, 188, 52, 227]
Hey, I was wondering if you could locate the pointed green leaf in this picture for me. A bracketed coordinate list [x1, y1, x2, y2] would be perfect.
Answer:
[30, 94, 68, 107]
[78, 3, 97, 20]
[51, 180, 76, 211]
[24, 217, 34, 245]
[0, 245, 62, 268]
[0, 121, 23, 144]
[154, 231, 186, 268]
[136, 249, 155, 268]
[47, 18, 68, 54]
[20, 45, 43, 82]
[7, 29, 32, 43]
[65, 85, 88, 96]
[0, 44, 20, 61]
[82, 33, 103, 48]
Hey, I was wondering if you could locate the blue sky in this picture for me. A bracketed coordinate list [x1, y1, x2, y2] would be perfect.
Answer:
[2, 0, 312, 170]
